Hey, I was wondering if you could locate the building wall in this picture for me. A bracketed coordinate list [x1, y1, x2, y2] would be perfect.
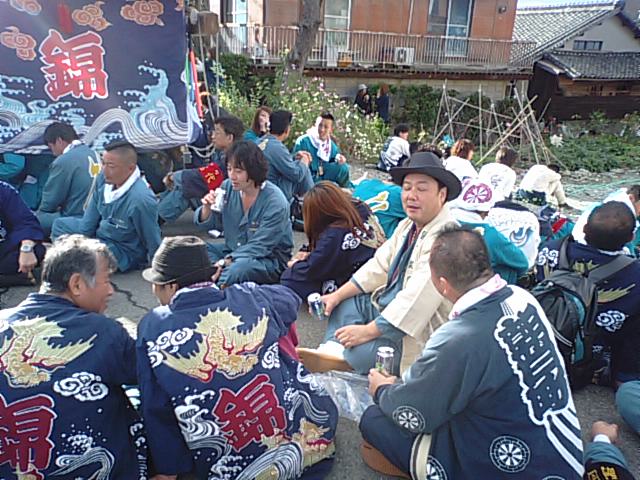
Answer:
[264, 0, 299, 25]
[350, 0, 428, 35]
[558, 78, 640, 97]
[561, 16, 640, 52]
[259, 0, 517, 42]
[469, 0, 517, 41]
[248, 0, 264, 25]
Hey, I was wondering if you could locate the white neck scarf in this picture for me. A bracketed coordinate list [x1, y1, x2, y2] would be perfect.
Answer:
[103, 167, 140, 204]
[62, 139, 83, 154]
[449, 274, 507, 319]
[306, 118, 332, 162]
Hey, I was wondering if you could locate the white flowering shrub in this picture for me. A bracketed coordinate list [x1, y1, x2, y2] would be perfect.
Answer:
[219, 66, 387, 163]
[275, 76, 388, 163]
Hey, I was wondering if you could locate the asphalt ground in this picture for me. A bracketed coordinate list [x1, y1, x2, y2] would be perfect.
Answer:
[1, 211, 638, 479]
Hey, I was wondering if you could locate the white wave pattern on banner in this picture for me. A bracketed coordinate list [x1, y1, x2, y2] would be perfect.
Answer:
[51, 434, 114, 479]
[0, 65, 196, 153]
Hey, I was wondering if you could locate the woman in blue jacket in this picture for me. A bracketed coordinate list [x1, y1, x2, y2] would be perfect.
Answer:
[281, 182, 386, 300]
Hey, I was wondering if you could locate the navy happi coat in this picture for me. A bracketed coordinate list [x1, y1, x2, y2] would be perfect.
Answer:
[0, 293, 146, 480]
[137, 283, 338, 479]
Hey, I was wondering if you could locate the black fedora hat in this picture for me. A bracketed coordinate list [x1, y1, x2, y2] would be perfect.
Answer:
[390, 152, 462, 201]
[142, 236, 216, 286]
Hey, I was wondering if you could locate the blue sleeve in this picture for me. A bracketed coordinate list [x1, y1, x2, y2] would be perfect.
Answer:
[131, 196, 161, 265]
[378, 325, 483, 433]
[193, 205, 222, 231]
[269, 143, 308, 184]
[75, 186, 102, 236]
[287, 229, 346, 281]
[2, 183, 44, 242]
[254, 284, 301, 337]
[39, 157, 73, 213]
[231, 200, 290, 260]
[535, 239, 561, 282]
[136, 318, 194, 475]
[0, 153, 25, 181]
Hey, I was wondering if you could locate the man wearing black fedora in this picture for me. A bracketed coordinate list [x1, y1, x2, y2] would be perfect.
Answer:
[299, 152, 461, 376]
[138, 236, 339, 479]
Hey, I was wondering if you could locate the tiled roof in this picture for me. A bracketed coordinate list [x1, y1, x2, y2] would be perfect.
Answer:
[542, 50, 640, 79]
[513, 1, 621, 58]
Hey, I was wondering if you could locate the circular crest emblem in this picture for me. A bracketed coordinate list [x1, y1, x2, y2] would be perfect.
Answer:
[489, 435, 531, 473]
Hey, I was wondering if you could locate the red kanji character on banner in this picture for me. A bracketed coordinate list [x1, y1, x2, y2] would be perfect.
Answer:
[39, 29, 108, 101]
[213, 374, 286, 451]
[0, 394, 56, 479]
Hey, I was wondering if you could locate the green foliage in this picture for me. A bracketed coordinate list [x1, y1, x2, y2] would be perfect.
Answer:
[549, 134, 640, 172]
[218, 53, 256, 98]
[274, 75, 388, 162]
[218, 80, 258, 128]
[390, 84, 441, 134]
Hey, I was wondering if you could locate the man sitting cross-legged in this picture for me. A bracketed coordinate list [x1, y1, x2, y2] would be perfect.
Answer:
[52, 141, 161, 272]
[359, 226, 584, 479]
[300, 152, 461, 375]
[292, 112, 350, 187]
[195, 140, 293, 287]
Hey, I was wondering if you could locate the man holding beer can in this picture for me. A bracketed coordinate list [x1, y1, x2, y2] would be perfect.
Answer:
[195, 141, 293, 287]
[301, 152, 461, 375]
[359, 227, 583, 479]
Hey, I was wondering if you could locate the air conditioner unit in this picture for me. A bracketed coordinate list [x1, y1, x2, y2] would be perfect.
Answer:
[394, 47, 415, 65]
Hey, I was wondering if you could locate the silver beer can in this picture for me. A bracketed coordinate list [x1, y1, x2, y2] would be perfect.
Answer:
[376, 346, 395, 375]
[307, 292, 325, 320]
[212, 187, 225, 212]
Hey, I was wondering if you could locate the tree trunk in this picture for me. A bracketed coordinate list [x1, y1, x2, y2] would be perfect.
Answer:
[285, 0, 325, 79]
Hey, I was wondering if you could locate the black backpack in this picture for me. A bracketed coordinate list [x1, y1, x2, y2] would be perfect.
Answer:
[531, 237, 635, 388]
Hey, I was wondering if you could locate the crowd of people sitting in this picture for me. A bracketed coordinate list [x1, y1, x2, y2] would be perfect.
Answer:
[1, 109, 639, 479]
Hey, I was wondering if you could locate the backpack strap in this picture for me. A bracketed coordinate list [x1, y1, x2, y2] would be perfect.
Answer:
[588, 254, 636, 284]
[557, 236, 572, 271]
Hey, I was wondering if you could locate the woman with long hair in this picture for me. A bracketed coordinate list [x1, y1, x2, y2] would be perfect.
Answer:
[444, 138, 477, 184]
[243, 105, 272, 142]
[281, 181, 385, 300]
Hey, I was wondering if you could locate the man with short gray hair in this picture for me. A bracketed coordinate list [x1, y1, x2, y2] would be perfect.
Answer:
[52, 141, 161, 272]
[0, 234, 146, 479]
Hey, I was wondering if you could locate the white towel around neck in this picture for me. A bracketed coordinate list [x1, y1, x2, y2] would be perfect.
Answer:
[103, 167, 141, 204]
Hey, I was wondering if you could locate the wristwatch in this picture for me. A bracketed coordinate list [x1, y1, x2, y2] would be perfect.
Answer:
[20, 243, 34, 253]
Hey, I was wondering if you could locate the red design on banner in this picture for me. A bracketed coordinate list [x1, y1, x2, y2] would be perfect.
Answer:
[7, 0, 41, 16]
[72, 1, 111, 32]
[39, 29, 108, 101]
[1, 26, 37, 61]
[0, 394, 56, 479]
[121, 0, 164, 27]
[213, 374, 286, 451]
[198, 162, 224, 191]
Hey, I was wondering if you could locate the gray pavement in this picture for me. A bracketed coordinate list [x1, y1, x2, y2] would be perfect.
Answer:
[1, 212, 638, 479]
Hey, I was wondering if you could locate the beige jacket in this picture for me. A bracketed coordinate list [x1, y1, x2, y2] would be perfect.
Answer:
[352, 205, 458, 372]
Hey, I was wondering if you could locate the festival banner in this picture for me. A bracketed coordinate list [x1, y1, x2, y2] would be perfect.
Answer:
[0, 0, 200, 153]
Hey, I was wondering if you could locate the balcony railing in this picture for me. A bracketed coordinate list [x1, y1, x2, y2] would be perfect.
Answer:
[219, 25, 536, 71]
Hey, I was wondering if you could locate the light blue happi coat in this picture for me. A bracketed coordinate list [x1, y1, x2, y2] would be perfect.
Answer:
[52, 174, 161, 272]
